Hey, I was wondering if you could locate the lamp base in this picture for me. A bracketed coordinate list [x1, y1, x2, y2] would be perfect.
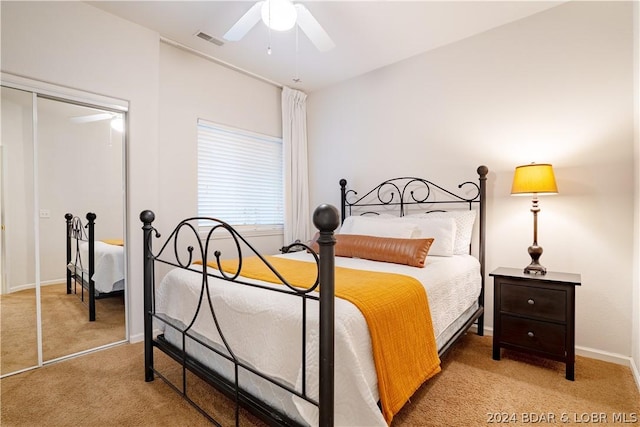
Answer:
[524, 262, 547, 275]
[524, 244, 547, 275]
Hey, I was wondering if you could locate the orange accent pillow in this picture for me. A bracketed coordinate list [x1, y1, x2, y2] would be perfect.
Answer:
[311, 234, 433, 268]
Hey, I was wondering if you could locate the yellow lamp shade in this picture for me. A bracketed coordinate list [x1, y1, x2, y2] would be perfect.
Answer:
[511, 163, 558, 195]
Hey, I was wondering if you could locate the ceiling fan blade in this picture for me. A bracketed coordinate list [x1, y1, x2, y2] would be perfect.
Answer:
[294, 3, 335, 52]
[70, 113, 114, 123]
[223, 1, 264, 41]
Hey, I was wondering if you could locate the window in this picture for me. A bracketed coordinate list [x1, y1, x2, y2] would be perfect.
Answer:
[197, 119, 284, 230]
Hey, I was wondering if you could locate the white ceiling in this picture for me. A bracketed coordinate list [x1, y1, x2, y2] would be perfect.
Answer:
[90, 1, 564, 92]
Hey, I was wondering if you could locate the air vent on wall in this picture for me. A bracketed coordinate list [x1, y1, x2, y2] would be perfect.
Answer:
[195, 31, 225, 46]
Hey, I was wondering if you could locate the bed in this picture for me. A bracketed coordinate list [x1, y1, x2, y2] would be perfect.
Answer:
[65, 212, 125, 321]
[142, 165, 487, 426]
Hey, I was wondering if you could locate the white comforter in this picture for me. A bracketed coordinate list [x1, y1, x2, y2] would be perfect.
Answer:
[155, 252, 481, 426]
[71, 241, 125, 293]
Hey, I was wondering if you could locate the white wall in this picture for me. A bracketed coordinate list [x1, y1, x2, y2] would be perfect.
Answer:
[1, 1, 159, 339]
[157, 42, 283, 266]
[307, 1, 636, 360]
[1, 2, 284, 341]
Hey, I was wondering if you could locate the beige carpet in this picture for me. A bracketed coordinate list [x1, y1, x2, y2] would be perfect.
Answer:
[1, 333, 638, 426]
[0, 286, 38, 374]
[1, 283, 125, 375]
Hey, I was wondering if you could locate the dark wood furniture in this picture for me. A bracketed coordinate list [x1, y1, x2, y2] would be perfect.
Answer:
[142, 166, 488, 426]
[490, 267, 581, 380]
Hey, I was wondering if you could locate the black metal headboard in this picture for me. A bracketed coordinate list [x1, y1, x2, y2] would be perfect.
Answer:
[339, 166, 487, 248]
[340, 166, 487, 220]
[339, 165, 488, 336]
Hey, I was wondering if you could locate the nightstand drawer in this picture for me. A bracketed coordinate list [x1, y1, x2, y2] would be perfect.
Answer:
[500, 283, 566, 322]
[501, 315, 566, 356]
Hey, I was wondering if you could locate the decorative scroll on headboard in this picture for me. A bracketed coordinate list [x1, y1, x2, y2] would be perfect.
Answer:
[340, 166, 487, 220]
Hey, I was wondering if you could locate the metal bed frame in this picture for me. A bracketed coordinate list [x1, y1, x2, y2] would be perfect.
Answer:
[339, 165, 488, 354]
[141, 165, 487, 426]
[65, 212, 124, 321]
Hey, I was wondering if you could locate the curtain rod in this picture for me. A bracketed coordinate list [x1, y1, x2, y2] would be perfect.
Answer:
[160, 36, 284, 89]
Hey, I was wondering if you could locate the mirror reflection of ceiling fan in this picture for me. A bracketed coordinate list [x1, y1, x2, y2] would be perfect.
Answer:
[70, 112, 124, 132]
[223, 0, 335, 53]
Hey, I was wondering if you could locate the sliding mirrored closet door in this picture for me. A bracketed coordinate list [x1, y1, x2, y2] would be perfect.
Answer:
[0, 86, 38, 375]
[0, 81, 128, 376]
[37, 97, 126, 362]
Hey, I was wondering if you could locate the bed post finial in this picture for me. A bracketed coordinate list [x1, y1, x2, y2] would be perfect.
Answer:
[313, 203, 339, 427]
[140, 210, 155, 224]
[477, 165, 488, 179]
[313, 204, 340, 232]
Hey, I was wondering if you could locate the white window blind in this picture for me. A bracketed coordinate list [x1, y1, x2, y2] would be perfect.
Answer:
[198, 119, 283, 228]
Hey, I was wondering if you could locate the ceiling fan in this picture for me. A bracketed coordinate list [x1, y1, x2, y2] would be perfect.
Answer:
[223, 0, 335, 52]
[70, 112, 124, 132]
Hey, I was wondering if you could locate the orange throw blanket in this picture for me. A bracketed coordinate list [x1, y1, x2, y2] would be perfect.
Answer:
[216, 256, 441, 424]
[101, 239, 124, 246]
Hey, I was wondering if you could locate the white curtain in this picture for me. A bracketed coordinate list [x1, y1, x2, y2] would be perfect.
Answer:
[282, 86, 310, 244]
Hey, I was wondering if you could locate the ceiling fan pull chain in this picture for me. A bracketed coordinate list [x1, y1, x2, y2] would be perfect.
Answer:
[267, 0, 272, 54]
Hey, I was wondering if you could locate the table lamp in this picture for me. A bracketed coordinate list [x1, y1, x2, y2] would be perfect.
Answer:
[511, 163, 558, 275]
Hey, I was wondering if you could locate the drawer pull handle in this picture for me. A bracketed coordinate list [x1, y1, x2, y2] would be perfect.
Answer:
[527, 299, 535, 305]
[527, 331, 535, 338]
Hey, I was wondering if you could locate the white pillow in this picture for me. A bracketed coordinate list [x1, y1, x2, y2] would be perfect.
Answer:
[339, 215, 418, 239]
[406, 210, 477, 255]
[403, 217, 457, 257]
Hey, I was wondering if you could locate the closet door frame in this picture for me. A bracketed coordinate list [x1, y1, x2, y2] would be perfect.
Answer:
[0, 72, 129, 376]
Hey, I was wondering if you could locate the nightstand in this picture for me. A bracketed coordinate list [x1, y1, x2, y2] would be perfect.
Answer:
[490, 267, 581, 380]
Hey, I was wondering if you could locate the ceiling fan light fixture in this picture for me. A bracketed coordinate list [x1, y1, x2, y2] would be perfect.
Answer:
[261, 0, 297, 31]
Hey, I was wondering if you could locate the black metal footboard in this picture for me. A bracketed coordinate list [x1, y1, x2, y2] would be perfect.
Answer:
[65, 212, 97, 321]
[65, 212, 124, 321]
[141, 204, 340, 426]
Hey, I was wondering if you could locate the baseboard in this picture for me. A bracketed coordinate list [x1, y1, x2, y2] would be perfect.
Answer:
[41, 278, 65, 287]
[129, 328, 163, 344]
[10, 283, 35, 292]
[130, 332, 144, 343]
[8, 277, 66, 293]
[471, 325, 633, 367]
[575, 345, 632, 367]
[468, 324, 485, 335]
[631, 357, 640, 391]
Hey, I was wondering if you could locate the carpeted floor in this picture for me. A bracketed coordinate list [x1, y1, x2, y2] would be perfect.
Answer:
[0, 286, 38, 374]
[1, 333, 638, 426]
[1, 283, 125, 375]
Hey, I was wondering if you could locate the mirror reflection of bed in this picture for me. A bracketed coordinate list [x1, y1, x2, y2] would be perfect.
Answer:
[37, 97, 126, 362]
[0, 88, 127, 375]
